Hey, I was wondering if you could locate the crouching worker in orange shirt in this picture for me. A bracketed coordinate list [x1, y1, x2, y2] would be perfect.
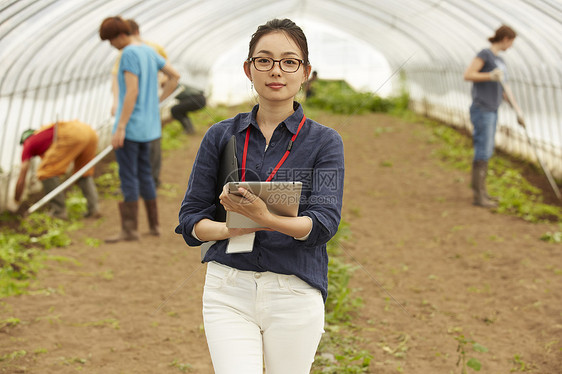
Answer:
[15, 120, 101, 219]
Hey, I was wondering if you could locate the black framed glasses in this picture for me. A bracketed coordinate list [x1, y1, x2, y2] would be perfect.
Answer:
[248, 57, 305, 73]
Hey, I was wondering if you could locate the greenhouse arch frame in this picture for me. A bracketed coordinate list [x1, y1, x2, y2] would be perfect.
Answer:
[1, 0, 561, 210]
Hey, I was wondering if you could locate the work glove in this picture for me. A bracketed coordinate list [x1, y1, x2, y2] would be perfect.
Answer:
[489, 68, 504, 82]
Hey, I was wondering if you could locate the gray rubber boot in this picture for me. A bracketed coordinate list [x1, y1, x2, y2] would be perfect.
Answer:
[105, 201, 140, 243]
[470, 161, 497, 202]
[41, 177, 68, 219]
[472, 160, 498, 208]
[77, 176, 101, 218]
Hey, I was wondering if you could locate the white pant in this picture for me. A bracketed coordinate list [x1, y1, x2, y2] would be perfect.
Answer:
[203, 261, 325, 374]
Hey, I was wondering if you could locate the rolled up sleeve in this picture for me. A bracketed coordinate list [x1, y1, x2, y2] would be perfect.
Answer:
[300, 129, 344, 247]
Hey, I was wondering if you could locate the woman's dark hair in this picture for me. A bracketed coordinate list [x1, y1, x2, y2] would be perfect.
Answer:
[99, 16, 131, 41]
[247, 19, 309, 65]
[488, 25, 516, 43]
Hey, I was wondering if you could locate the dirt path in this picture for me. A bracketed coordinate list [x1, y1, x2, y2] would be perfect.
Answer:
[1, 111, 561, 373]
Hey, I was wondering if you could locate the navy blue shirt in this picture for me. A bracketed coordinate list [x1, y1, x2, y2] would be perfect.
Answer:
[471, 48, 506, 112]
[175, 102, 345, 301]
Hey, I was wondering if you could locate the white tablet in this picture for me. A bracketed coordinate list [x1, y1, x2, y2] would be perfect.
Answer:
[226, 181, 302, 228]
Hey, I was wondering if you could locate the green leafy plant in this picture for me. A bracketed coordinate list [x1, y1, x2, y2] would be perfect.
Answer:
[540, 223, 562, 243]
[511, 354, 535, 372]
[170, 359, 193, 372]
[313, 221, 373, 373]
[0, 198, 86, 297]
[305, 79, 408, 115]
[540, 230, 562, 243]
[0, 229, 38, 297]
[324, 222, 360, 323]
[0, 317, 20, 330]
[455, 335, 488, 373]
[162, 120, 187, 151]
[84, 237, 102, 247]
[314, 346, 372, 374]
[0, 349, 27, 362]
[60, 356, 88, 365]
[95, 161, 120, 199]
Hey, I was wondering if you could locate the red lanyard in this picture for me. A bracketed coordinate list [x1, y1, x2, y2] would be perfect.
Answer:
[241, 115, 306, 182]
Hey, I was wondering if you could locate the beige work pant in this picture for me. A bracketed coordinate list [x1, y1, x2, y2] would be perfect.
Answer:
[36, 120, 98, 180]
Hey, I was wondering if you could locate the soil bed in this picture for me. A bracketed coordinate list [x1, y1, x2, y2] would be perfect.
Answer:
[1, 111, 560, 373]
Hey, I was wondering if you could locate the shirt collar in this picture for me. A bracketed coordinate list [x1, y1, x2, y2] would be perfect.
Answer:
[237, 102, 304, 135]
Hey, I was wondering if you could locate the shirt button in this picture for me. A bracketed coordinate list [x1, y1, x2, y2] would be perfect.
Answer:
[254, 273, 261, 279]
[270, 142, 275, 147]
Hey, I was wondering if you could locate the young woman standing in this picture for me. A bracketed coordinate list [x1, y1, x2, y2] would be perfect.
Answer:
[464, 25, 522, 208]
[176, 18, 345, 373]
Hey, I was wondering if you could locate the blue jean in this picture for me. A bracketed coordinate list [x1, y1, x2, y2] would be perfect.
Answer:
[470, 104, 498, 161]
[203, 261, 325, 374]
[115, 140, 156, 202]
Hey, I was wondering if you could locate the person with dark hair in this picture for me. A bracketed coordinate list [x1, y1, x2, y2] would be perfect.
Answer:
[170, 84, 206, 134]
[99, 16, 180, 242]
[175, 18, 344, 373]
[110, 18, 168, 188]
[15, 121, 100, 219]
[463, 24, 523, 208]
[110, 19, 168, 116]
